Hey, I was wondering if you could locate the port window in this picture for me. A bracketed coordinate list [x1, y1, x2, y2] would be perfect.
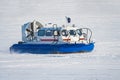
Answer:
[61, 30, 68, 36]
[69, 30, 76, 36]
[46, 30, 53, 36]
[38, 30, 45, 36]
[76, 29, 82, 36]
[53, 30, 60, 36]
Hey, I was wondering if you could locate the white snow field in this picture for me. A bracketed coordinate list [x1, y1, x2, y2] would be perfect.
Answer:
[0, 0, 120, 80]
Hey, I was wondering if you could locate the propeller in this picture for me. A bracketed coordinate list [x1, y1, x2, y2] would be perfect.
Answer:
[26, 22, 34, 40]
[35, 21, 43, 29]
[25, 21, 43, 41]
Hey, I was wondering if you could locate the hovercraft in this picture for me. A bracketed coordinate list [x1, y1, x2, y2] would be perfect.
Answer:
[10, 17, 94, 54]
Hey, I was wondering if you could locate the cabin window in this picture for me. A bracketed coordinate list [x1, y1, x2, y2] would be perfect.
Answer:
[69, 30, 76, 36]
[46, 30, 53, 36]
[61, 30, 68, 36]
[76, 29, 82, 36]
[38, 30, 45, 36]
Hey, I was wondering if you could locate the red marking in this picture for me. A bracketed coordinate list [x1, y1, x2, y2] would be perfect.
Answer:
[63, 39, 71, 42]
[40, 39, 58, 41]
[79, 38, 85, 40]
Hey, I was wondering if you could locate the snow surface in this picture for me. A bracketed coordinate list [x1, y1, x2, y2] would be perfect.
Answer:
[0, 0, 120, 80]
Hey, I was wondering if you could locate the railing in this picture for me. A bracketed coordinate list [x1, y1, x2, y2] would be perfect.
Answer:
[79, 28, 93, 43]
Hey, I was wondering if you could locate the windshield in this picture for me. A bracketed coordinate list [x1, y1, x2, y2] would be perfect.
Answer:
[69, 30, 76, 36]
[76, 29, 82, 36]
[61, 30, 68, 36]
[38, 30, 45, 36]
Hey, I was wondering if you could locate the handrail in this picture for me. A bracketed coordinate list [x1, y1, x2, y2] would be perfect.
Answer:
[79, 28, 92, 43]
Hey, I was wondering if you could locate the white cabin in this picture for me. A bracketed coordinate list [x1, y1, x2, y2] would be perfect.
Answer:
[21, 21, 93, 44]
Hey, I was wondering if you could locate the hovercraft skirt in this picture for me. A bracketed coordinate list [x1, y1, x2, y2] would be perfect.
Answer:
[10, 43, 94, 54]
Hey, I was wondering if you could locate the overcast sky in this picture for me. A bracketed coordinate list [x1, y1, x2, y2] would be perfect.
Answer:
[0, 0, 120, 18]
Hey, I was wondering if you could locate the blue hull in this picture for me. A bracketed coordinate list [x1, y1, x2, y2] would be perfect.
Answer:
[10, 43, 94, 54]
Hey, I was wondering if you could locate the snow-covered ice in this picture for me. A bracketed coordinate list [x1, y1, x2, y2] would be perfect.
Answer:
[0, 0, 120, 80]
